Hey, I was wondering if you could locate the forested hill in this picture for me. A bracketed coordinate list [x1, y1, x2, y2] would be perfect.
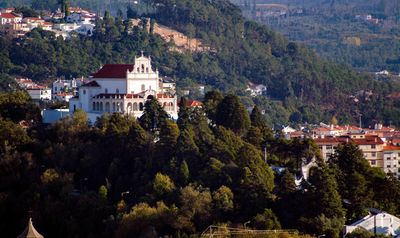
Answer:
[2, 0, 400, 126]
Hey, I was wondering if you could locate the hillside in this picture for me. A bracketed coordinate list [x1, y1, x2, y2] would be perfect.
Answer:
[2, 0, 400, 127]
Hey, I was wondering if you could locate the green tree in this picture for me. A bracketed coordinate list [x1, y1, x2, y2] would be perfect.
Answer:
[153, 172, 175, 196]
[203, 90, 223, 124]
[139, 97, 168, 131]
[253, 208, 281, 230]
[177, 96, 190, 130]
[216, 94, 250, 135]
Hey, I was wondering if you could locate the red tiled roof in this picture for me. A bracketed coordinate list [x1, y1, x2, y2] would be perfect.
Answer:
[0, 12, 20, 19]
[187, 99, 202, 107]
[384, 145, 400, 151]
[91, 64, 133, 78]
[353, 136, 384, 145]
[82, 81, 100, 87]
[24, 17, 42, 21]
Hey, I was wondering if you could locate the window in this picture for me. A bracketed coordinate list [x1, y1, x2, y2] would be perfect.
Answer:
[116, 88, 119, 94]
[92, 102, 96, 111]
[371, 160, 376, 165]
[387, 157, 391, 160]
[371, 145, 376, 149]
[55, 86, 57, 92]
[326, 153, 332, 158]
[326, 145, 333, 150]
[372, 152, 376, 157]
[105, 88, 108, 93]
[387, 165, 392, 168]
[319, 146, 323, 150]
[83, 89, 86, 95]
[141, 84, 145, 91]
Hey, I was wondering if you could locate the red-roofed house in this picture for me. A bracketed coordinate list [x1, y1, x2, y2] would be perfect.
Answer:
[69, 53, 178, 122]
[383, 145, 400, 178]
[0, 12, 22, 24]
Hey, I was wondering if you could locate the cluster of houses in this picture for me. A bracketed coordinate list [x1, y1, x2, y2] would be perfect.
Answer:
[283, 123, 400, 178]
[0, 7, 96, 38]
[15, 77, 85, 102]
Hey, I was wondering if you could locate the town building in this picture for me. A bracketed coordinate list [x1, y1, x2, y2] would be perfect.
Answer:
[246, 82, 267, 97]
[344, 209, 400, 237]
[27, 86, 52, 101]
[69, 53, 178, 122]
[383, 145, 400, 177]
[0, 12, 22, 25]
[52, 78, 83, 97]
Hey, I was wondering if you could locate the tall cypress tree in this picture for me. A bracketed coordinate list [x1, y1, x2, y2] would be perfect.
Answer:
[177, 96, 190, 130]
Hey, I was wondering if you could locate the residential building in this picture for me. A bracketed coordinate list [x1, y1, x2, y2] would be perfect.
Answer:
[0, 12, 22, 25]
[354, 135, 385, 168]
[27, 86, 52, 100]
[344, 209, 400, 237]
[314, 135, 385, 168]
[52, 78, 83, 97]
[69, 53, 178, 122]
[54, 92, 74, 102]
[246, 82, 267, 97]
[383, 145, 400, 178]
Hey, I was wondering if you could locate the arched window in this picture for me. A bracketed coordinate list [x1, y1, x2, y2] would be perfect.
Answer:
[83, 89, 86, 95]
[169, 102, 174, 111]
[92, 102, 96, 111]
[139, 102, 144, 111]
[141, 84, 145, 91]
[96, 102, 100, 111]
[100, 102, 103, 111]
[146, 67, 149, 73]
[112, 102, 116, 112]
[116, 88, 119, 94]
[73, 105, 76, 112]
[163, 102, 167, 110]
[141, 64, 145, 72]
[133, 102, 138, 111]
[127, 103, 132, 113]
[105, 102, 110, 112]
[137, 67, 140, 72]
[105, 88, 108, 93]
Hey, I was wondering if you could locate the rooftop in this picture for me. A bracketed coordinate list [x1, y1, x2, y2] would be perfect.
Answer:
[91, 64, 134, 78]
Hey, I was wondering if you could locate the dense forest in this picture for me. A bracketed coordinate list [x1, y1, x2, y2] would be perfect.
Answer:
[2, 0, 400, 126]
[238, 0, 400, 74]
[1, 90, 399, 238]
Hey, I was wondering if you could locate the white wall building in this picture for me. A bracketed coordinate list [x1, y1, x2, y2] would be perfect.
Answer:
[69, 54, 178, 123]
[27, 86, 52, 100]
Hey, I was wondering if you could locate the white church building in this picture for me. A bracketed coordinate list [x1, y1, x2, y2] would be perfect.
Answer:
[69, 53, 178, 122]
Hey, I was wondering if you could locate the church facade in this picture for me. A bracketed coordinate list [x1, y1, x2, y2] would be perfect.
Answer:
[69, 54, 178, 122]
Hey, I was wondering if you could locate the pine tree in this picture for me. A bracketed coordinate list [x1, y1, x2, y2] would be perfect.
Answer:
[139, 97, 168, 131]
[203, 90, 223, 124]
[215, 94, 250, 136]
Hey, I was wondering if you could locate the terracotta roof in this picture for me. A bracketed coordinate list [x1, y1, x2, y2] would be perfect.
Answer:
[24, 17, 42, 21]
[384, 145, 400, 151]
[314, 137, 342, 145]
[187, 99, 202, 107]
[0, 12, 20, 19]
[353, 136, 384, 145]
[91, 64, 133, 78]
[81, 81, 100, 87]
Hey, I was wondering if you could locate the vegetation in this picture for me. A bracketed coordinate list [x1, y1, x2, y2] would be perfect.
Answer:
[1, 1, 400, 126]
[0, 90, 400, 237]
